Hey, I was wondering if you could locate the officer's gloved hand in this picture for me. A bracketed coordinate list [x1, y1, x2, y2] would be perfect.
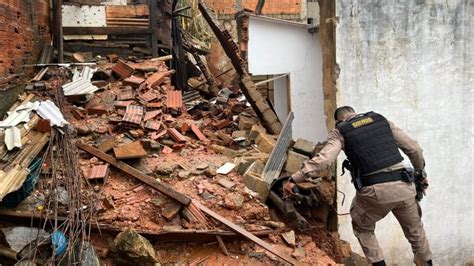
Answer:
[283, 179, 296, 199]
[421, 177, 429, 195]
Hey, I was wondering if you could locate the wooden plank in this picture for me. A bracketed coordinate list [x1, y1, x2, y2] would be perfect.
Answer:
[63, 27, 152, 35]
[216, 236, 229, 256]
[193, 200, 300, 265]
[76, 142, 191, 205]
[53, 0, 64, 62]
[106, 4, 149, 18]
[149, 0, 158, 57]
[0, 209, 275, 242]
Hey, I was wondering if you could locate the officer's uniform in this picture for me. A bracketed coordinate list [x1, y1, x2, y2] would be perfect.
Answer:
[291, 112, 432, 263]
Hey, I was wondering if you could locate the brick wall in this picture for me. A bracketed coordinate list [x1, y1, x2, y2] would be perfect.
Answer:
[207, 0, 303, 16]
[0, 0, 51, 77]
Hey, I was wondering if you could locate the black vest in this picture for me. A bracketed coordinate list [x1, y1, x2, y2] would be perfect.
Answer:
[337, 112, 403, 176]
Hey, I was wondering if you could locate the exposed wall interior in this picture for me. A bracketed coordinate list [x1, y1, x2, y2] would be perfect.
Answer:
[247, 15, 326, 142]
[0, 0, 50, 77]
[335, 0, 473, 264]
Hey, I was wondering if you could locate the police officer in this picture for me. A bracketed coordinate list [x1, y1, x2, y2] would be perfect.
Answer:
[284, 106, 432, 266]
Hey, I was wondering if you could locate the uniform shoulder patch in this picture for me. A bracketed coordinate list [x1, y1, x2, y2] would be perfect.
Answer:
[351, 117, 374, 128]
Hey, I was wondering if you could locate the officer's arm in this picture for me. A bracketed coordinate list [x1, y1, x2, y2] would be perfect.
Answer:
[291, 129, 343, 183]
[389, 121, 425, 170]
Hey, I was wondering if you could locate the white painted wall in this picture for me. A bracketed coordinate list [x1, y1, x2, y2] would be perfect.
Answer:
[272, 76, 289, 123]
[62, 5, 107, 40]
[247, 16, 327, 143]
[336, 1, 474, 264]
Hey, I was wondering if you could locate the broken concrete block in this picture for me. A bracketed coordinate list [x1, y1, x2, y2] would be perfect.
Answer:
[110, 228, 157, 265]
[293, 138, 317, 157]
[232, 130, 247, 139]
[243, 173, 268, 200]
[238, 115, 256, 130]
[255, 132, 276, 154]
[242, 160, 269, 199]
[284, 150, 310, 174]
[249, 125, 266, 141]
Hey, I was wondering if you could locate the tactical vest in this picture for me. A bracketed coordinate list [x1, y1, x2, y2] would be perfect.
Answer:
[336, 112, 403, 176]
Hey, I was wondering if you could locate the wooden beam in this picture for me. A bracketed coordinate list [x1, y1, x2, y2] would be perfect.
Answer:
[53, 0, 64, 62]
[76, 142, 190, 205]
[0, 209, 276, 242]
[149, 0, 158, 57]
[63, 27, 152, 35]
[193, 200, 300, 265]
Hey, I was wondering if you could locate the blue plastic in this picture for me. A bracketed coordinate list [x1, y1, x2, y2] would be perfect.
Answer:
[51, 231, 68, 257]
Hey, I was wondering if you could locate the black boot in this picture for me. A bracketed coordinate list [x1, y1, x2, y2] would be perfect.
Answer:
[372, 261, 386, 266]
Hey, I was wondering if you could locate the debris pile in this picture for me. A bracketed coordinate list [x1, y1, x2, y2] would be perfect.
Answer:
[0, 3, 348, 262]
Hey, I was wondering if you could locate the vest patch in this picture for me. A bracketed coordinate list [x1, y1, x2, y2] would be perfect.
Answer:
[351, 117, 373, 128]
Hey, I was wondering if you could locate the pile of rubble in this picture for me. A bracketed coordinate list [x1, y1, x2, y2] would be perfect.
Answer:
[0, 53, 349, 264]
[0, 22, 352, 264]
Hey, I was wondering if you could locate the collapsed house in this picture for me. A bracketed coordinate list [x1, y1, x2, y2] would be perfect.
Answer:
[0, 0, 362, 265]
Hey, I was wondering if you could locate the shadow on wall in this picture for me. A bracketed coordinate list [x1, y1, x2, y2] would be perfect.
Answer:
[0, 86, 24, 118]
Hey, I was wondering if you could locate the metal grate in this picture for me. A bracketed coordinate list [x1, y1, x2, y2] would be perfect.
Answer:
[262, 112, 294, 184]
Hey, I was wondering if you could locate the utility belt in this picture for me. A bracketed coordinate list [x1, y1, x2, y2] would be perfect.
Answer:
[342, 160, 414, 190]
[360, 169, 414, 187]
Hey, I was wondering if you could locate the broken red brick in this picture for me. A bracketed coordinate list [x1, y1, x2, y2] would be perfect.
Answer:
[191, 124, 207, 141]
[138, 91, 158, 102]
[151, 129, 167, 140]
[162, 145, 173, 154]
[88, 164, 109, 180]
[166, 90, 183, 109]
[146, 102, 162, 110]
[132, 185, 145, 193]
[122, 113, 142, 127]
[35, 119, 51, 133]
[179, 122, 190, 133]
[146, 71, 169, 88]
[87, 104, 113, 115]
[123, 76, 145, 88]
[214, 119, 231, 129]
[144, 120, 161, 131]
[117, 88, 134, 101]
[143, 110, 162, 121]
[167, 128, 186, 143]
[113, 141, 147, 159]
[112, 60, 134, 79]
[125, 105, 144, 116]
[172, 143, 186, 150]
[113, 100, 133, 109]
